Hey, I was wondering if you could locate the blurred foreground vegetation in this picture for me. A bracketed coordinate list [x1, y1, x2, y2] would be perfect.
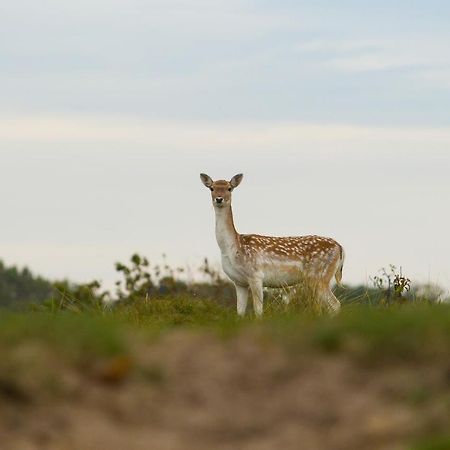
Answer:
[1, 300, 450, 449]
[1, 253, 449, 382]
[2, 298, 450, 360]
[0, 255, 449, 450]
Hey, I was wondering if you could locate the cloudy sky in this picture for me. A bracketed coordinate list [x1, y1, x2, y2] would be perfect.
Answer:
[1, 0, 450, 291]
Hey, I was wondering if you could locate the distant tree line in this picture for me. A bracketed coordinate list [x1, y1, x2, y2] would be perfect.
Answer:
[0, 261, 54, 308]
[0, 256, 237, 310]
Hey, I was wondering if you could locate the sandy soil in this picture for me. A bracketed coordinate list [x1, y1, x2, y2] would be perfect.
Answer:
[1, 332, 449, 450]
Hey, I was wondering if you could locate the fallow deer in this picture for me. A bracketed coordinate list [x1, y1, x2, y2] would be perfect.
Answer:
[200, 173, 344, 316]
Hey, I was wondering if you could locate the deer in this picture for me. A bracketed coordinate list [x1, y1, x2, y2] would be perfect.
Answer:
[200, 173, 344, 316]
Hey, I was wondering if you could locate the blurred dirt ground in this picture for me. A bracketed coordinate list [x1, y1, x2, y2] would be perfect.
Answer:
[1, 331, 449, 450]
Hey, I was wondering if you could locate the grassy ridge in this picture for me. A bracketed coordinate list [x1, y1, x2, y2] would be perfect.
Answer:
[1, 298, 450, 449]
[2, 298, 450, 361]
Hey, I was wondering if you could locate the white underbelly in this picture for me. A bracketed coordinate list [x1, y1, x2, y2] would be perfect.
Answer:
[220, 255, 310, 288]
[262, 262, 305, 288]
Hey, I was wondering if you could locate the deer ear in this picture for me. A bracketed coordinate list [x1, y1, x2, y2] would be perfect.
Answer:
[230, 173, 243, 189]
[200, 173, 213, 188]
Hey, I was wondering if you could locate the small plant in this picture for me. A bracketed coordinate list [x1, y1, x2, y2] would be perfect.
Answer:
[115, 254, 154, 302]
[40, 280, 110, 312]
[372, 265, 411, 304]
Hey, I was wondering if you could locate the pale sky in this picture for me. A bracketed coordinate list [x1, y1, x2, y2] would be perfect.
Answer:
[1, 1, 450, 291]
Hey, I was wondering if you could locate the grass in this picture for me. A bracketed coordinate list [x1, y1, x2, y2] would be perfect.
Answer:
[0, 312, 125, 360]
[2, 296, 449, 363]
[411, 435, 450, 450]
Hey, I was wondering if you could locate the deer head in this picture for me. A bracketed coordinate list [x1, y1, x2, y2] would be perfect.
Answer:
[200, 173, 243, 208]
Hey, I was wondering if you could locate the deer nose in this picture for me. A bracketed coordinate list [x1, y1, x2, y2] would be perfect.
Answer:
[215, 197, 224, 204]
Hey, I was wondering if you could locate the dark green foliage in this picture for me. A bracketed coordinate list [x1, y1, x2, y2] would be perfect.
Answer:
[48, 279, 109, 312]
[115, 254, 154, 301]
[0, 253, 236, 311]
[0, 261, 54, 309]
[113, 253, 235, 307]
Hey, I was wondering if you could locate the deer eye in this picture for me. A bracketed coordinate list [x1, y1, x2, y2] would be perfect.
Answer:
[228, 187, 232, 192]
[209, 187, 214, 192]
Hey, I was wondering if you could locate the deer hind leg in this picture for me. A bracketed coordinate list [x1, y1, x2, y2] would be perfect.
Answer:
[319, 288, 341, 315]
[235, 284, 249, 316]
[249, 278, 264, 317]
[318, 253, 343, 315]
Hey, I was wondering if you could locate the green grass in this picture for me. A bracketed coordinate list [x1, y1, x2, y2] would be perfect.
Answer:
[0, 312, 125, 360]
[3, 296, 449, 363]
[109, 295, 236, 329]
[411, 434, 450, 450]
[293, 304, 450, 361]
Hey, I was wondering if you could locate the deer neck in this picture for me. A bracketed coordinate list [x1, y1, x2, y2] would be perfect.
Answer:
[214, 204, 239, 255]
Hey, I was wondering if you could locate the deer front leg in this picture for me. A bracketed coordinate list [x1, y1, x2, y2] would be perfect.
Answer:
[249, 278, 264, 317]
[235, 284, 249, 316]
